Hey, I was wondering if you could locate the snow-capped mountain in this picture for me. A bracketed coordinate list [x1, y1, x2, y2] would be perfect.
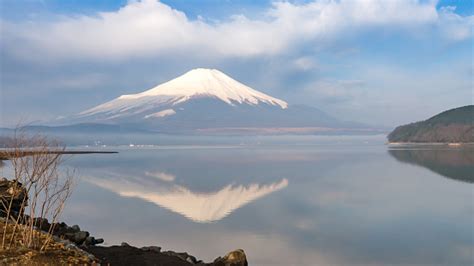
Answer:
[80, 68, 287, 119]
[62, 68, 366, 133]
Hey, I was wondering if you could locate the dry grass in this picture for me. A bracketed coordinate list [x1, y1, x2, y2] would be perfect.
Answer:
[0, 220, 95, 265]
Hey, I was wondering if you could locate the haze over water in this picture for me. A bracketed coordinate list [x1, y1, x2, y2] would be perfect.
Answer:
[51, 135, 473, 265]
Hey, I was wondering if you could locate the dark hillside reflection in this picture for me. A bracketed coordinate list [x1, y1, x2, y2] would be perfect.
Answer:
[389, 148, 474, 183]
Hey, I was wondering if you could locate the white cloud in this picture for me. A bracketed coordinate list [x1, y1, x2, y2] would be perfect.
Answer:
[438, 6, 474, 41]
[293, 56, 317, 71]
[2, 0, 472, 62]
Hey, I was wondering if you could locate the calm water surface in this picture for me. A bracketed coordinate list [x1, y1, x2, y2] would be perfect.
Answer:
[34, 136, 474, 265]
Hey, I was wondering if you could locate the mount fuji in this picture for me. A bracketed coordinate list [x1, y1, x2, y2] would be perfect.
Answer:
[55, 68, 371, 134]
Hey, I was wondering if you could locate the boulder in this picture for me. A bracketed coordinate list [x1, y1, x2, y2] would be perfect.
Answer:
[0, 178, 28, 217]
[71, 224, 80, 232]
[84, 236, 96, 246]
[213, 249, 248, 266]
[73, 231, 89, 245]
[83, 236, 104, 246]
[33, 217, 51, 231]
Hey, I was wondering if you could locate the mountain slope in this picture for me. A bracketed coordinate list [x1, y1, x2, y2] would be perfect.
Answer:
[388, 105, 474, 143]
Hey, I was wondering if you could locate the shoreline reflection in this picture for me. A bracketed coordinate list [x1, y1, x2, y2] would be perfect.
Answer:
[389, 148, 474, 183]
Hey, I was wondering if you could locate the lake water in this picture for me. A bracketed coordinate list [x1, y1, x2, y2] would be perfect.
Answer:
[11, 135, 474, 265]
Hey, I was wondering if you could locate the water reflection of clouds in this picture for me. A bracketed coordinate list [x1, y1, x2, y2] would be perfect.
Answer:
[145, 171, 175, 182]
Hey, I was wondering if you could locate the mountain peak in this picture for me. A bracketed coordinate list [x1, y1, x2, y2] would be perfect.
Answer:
[186, 68, 220, 74]
[117, 68, 288, 109]
[174, 68, 222, 80]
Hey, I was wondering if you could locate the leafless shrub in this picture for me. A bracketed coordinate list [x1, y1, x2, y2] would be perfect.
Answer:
[0, 130, 75, 251]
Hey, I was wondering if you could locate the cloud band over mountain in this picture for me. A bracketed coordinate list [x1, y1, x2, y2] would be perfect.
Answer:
[2, 0, 472, 61]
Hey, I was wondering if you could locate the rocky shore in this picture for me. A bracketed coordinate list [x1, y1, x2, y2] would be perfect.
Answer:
[1, 178, 103, 245]
[0, 178, 248, 265]
[85, 244, 248, 266]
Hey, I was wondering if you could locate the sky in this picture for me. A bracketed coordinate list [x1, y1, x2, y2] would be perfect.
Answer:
[0, 0, 472, 127]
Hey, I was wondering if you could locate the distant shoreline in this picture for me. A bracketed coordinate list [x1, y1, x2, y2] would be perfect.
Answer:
[0, 150, 118, 160]
[387, 142, 474, 147]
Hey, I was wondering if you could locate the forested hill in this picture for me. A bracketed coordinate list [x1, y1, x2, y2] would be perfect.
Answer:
[388, 105, 474, 143]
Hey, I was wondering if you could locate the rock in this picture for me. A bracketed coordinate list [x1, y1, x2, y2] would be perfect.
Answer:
[33, 217, 50, 231]
[175, 252, 189, 261]
[213, 249, 248, 266]
[0, 178, 28, 217]
[121, 242, 130, 247]
[33, 217, 48, 226]
[162, 251, 192, 262]
[84, 236, 95, 246]
[71, 224, 80, 232]
[60, 222, 67, 228]
[185, 254, 199, 264]
[141, 246, 161, 253]
[83, 236, 103, 246]
[53, 223, 66, 235]
[63, 232, 75, 240]
[73, 231, 89, 245]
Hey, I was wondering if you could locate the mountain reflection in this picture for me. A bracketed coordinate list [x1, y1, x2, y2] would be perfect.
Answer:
[86, 172, 288, 223]
[389, 148, 474, 183]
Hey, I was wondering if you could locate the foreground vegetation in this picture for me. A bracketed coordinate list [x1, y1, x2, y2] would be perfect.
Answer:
[0, 132, 248, 265]
[0, 220, 94, 264]
[0, 132, 84, 264]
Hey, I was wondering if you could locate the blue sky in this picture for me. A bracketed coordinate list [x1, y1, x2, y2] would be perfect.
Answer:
[0, 0, 472, 127]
